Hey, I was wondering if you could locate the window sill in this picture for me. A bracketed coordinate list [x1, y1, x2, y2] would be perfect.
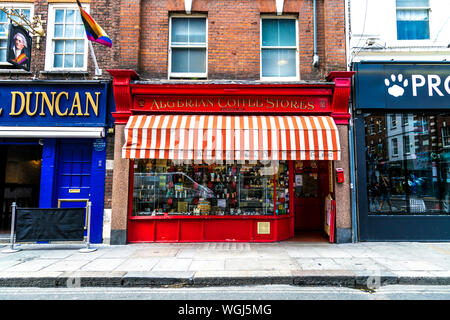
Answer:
[40, 70, 89, 75]
[0, 69, 32, 74]
[259, 77, 300, 82]
[169, 75, 208, 80]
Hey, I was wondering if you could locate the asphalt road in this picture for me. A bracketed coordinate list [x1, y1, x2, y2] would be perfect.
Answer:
[0, 285, 449, 300]
[1, 285, 448, 319]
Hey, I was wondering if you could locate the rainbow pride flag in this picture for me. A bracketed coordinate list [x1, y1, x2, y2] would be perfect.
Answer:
[76, 0, 112, 47]
[13, 53, 28, 65]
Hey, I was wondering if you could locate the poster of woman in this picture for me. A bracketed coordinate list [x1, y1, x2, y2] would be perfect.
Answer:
[6, 24, 32, 71]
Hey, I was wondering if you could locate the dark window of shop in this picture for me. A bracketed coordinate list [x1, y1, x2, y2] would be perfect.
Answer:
[132, 160, 289, 217]
[364, 112, 450, 215]
[0, 142, 42, 233]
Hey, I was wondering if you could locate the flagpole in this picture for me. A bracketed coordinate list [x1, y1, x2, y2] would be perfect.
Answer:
[88, 40, 102, 76]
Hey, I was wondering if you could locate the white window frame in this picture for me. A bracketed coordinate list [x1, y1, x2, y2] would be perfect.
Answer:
[442, 127, 450, 148]
[168, 14, 208, 79]
[392, 138, 399, 156]
[260, 15, 299, 82]
[0, 2, 34, 67]
[45, 3, 89, 72]
[391, 114, 397, 129]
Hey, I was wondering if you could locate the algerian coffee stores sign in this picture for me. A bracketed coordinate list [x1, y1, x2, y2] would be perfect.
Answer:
[0, 82, 109, 126]
[353, 62, 450, 110]
[133, 96, 331, 113]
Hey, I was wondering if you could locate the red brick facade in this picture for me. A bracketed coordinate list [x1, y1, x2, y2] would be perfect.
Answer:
[0, 0, 119, 80]
[118, 0, 347, 80]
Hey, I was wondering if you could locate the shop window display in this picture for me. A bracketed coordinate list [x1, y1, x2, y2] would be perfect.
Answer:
[364, 113, 450, 215]
[132, 160, 289, 216]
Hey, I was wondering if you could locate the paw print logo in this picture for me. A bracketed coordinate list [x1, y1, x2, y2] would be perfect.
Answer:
[384, 74, 408, 98]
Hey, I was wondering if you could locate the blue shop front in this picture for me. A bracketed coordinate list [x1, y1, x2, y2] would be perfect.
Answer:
[353, 62, 450, 241]
[0, 81, 112, 243]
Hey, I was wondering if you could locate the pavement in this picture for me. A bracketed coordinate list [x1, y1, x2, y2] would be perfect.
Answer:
[1, 240, 450, 289]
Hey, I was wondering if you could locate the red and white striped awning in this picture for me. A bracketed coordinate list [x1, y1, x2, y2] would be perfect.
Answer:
[122, 115, 341, 161]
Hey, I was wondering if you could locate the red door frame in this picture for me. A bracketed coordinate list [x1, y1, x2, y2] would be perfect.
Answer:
[108, 69, 354, 243]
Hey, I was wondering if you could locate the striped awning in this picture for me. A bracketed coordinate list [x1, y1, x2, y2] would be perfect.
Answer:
[122, 115, 341, 161]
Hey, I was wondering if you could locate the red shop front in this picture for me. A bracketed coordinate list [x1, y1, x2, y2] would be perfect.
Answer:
[108, 70, 353, 243]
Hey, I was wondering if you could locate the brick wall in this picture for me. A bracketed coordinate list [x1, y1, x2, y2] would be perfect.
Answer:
[119, 0, 347, 80]
[0, 0, 120, 81]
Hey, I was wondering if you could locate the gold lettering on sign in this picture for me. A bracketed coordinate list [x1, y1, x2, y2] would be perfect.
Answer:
[146, 97, 319, 111]
[69, 92, 83, 116]
[84, 92, 100, 116]
[8, 91, 102, 117]
[39, 92, 57, 116]
[25, 92, 38, 116]
[55, 92, 69, 116]
[10, 91, 25, 115]
[151, 98, 160, 110]
[218, 98, 227, 108]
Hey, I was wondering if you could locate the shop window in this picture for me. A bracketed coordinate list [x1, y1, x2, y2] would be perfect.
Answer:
[0, 4, 32, 66]
[396, 0, 430, 40]
[169, 16, 207, 78]
[261, 17, 298, 81]
[132, 160, 289, 217]
[364, 113, 450, 216]
[45, 4, 88, 71]
[0, 144, 42, 232]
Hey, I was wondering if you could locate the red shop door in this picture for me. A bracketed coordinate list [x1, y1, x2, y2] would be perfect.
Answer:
[293, 161, 329, 232]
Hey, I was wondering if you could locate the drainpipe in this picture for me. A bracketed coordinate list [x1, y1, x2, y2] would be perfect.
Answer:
[346, 0, 358, 243]
[312, 0, 319, 67]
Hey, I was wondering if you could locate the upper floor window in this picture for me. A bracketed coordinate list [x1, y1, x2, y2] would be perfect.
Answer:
[368, 118, 375, 134]
[403, 135, 411, 155]
[392, 138, 399, 156]
[169, 16, 207, 78]
[442, 127, 450, 148]
[390, 114, 398, 129]
[402, 114, 409, 126]
[396, 0, 430, 40]
[45, 4, 88, 71]
[0, 4, 32, 65]
[261, 17, 298, 81]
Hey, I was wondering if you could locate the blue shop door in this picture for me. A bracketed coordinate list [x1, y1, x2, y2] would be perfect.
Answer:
[56, 140, 93, 239]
